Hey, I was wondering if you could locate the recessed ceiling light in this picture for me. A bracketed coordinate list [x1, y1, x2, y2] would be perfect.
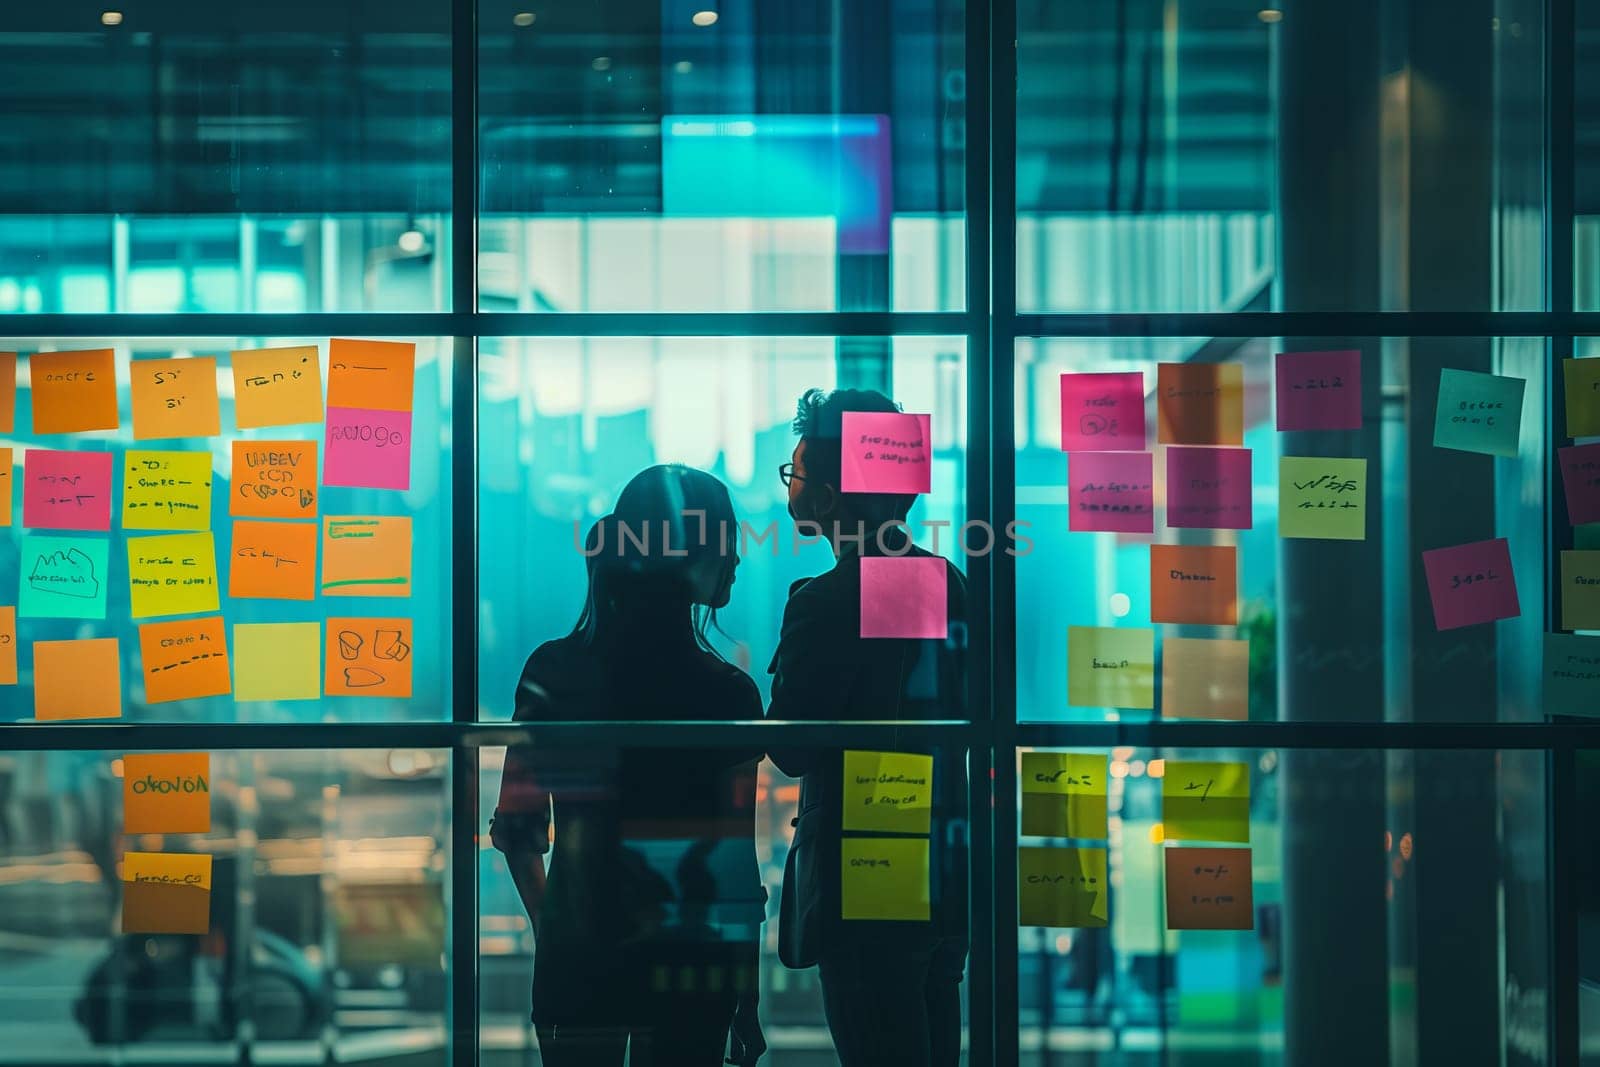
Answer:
[512, 11, 536, 26]
[101, 10, 123, 25]
[1257, 8, 1283, 22]
[592, 56, 612, 71]
[398, 229, 426, 253]
[674, 60, 694, 74]
[692, 10, 718, 26]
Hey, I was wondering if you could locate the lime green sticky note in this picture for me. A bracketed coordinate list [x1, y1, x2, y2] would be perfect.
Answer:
[841, 837, 930, 921]
[233, 622, 321, 701]
[1433, 368, 1525, 457]
[842, 750, 934, 834]
[1565, 358, 1600, 437]
[1019, 846, 1108, 927]
[1562, 550, 1600, 631]
[1020, 752, 1108, 838]
[121, 450, 214, 531]
[1067, 626, 1154, 709]
[127, 532, 219, 618]
[1279, 457, 1367, 541]
[1162, 760, 1250, 843]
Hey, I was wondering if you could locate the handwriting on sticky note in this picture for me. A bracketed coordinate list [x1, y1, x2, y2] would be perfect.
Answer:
[1060, 372, 1146, 452]
[1166, 447, 1252, 530]
[1165, 847, 1253, 930]
[840, 411, 932, 494]
[22, 449, 113, 531]
[122, 851, 211, 935]
[1545, 633, 1600, 718]
[30, 349, 118, 433]
[1020, 752, 1107, 838]
[128, 532, 220, 619]
[1275, 349, 1362, 431]
[0, 448, 12, 527]
[1161, 636, 1248, 721]
[323, 407, 413, 490]
[1566, 358, 1600, 437]
[1421, 537, 1519, 630]
[1279, 456, 1367, 540]
[859, 555, 947, 638]
[840, 837, 930, 922]
[322, 516, 412, 596]
[1434, 368, 1525, 457]
[123, 753, 211, 834]
[131, 356, 221, 440]
[230, 520, 318, 600]
[1562, 550, 1600, 631]
[328, 339, 416, 412]
[233, 622, 321, 701]
[1019, 846, 1108, 927]
[1162, 761, 1250, 843]
[0, 606, 15, 686]
[1067, 626, 1154, 709]
[231, 440, 317, 519]
[231, 346, 323, 429]
[326, 617, 414, 698]
[1069, 451, 1153, 534]
[20, 535, 109, 620]
[137, 616, 231, 705]
[1560, 443, 1600, 526]
[842, 751, 934, 834]
[34, 637, 121, 720]
[122, 450, 213, 531]
[0, 352, 15, 433]
[1150, 544, 1237, 626]
[1156, 363, 1243, 445]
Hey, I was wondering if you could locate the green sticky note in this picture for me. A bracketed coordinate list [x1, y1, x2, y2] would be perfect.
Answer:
[1563, 550, 1600, 631]
[842, 750, 934, 835]
[19, 534, 109, 619]
[1279, 457, 1367, 541]
[1545, 632, 1600, 717]
[1020, 752, 1108, 838]
[1162, 760, 1250, 843]
[1565, 358, 1600, 438]
[1433, 368, 1525, 457]
[1019, 846, 1108, 927]
[841, 837, 930, 921]
[1067, 626, 1154, 710]
[233, 622, 321, 701]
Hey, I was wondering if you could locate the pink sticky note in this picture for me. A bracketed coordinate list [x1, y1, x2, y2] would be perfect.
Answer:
[1069, 452, 1154, 533]
[1166, 447, 1253, 530]
[841, 412, 932, 494]
[1060, 372, 1146, 452]
[23, 449, 114, 531]
[860, 555, 947, 639]
[1560, 443, 1600, 525]
[1422, 538, 1519, 631]
[323, 407, 412, 491]
[1275, 350, 1363, 431]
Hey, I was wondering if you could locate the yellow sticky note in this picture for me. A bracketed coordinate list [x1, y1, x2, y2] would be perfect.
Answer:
[1019, 846, 1108, 927]
[322, 516, 412, 596]
[0, 447, 12, 527]
[841, 837, 930, 922]
[123, 753, 211, 834]
[233, 622, 321, 701]
[1020, 752, 1107, 838]
[122, 851, 211, 934]
[138, 616, 231, 704]
[231, 346, 324, 429]
[30, 349, 119, 433]
[1564, 358, 1600, 437]
[841, 750, 934, 834]
[326, 617, 414, 697]
[122, 450, 214, 531]
[1162, 760, 1250, 843]
[128, 532, 220, 618]
[130, 356, 221, 440]
[34, 637, 121, 720]
[1562, 550, 1600, 630]
[1161, 636, 1249, 721]
[0, 606, 15, 685]
[1067, 626, 1154, 709]
[1279, 457, 1367, 541]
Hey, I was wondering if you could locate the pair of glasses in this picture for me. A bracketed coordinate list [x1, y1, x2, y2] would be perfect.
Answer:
[778, 462, 806, 487]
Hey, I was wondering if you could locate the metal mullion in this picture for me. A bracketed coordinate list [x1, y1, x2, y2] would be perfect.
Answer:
[1019, 310, 1581, 337]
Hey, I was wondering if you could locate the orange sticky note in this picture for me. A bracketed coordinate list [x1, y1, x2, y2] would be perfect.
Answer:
[30, 349, 119, 433]
[1157, 363, 1244, 445]
[0, 351, 15, 433]
[34, 637, 121, 720]
[122, 851, 211, 935]
[123, 753, 211, 834]
[322, 516, 412, 596]
[328, 339, 416, 412]
[231, 441, 318, 519]
[138, 616, 231, 704]
[1164, 847, 1253, 930]
[0, 447, 12, 527]
[1151, 544, 1237, 626]
[130, 356, 222, 440]
[0, 606, 15, 685]
[231, 346, 324, 429]
[326, 617, 413, 697]
[230, 520, 318, 600]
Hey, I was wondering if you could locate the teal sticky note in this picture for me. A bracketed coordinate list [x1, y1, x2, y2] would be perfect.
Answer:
[1545, 633, 1600, 718]
[20, 535, 110, 620]
[1433, 368, 1525, 458]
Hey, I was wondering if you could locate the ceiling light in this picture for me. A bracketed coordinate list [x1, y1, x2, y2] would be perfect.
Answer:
[592, 56, 612, 71]
[1257, 8, 1283, 22]
[692, 10, 719, 26]
[101, 10, 123, 25]
[398, 228, 426, 254]
[512, 11, 536, 26]
[674, 60, 693, 74]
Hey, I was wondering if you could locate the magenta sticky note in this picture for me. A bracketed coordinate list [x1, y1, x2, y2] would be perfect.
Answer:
[1422, 538, 1519, 631]
[1275, 350, 1363, 431]
[1166, 447, 1253, 530]
[22, 449, 114, 531]
[1060, 372, 1146, 452]
[859, 555, 947, 639]
[323, 407, 412, 491]
[1069, 451, 1154, 533]
[841, 412, 932, 494]
[1560, 443, 1600, 525]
